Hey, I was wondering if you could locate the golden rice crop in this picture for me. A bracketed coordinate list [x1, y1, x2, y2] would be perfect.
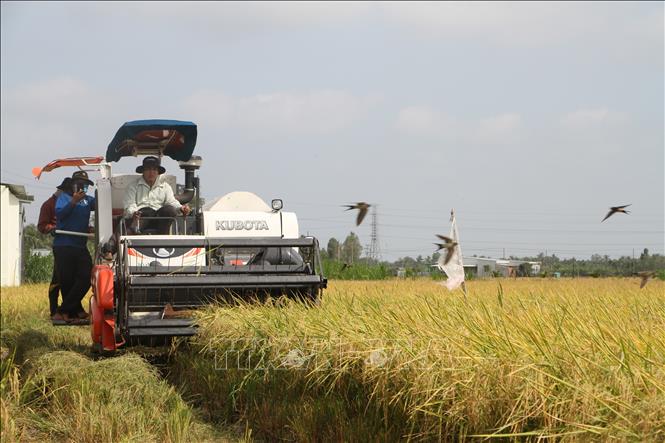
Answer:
[0, 284, 229, 443]
[180, 278, 665, 441]
[3, 279, 663, 441]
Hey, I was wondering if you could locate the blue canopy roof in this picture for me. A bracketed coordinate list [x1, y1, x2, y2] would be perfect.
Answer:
[106, 119, 197, 162]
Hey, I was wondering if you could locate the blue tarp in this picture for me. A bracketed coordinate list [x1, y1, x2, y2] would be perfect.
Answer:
[106, 119, 197, 162]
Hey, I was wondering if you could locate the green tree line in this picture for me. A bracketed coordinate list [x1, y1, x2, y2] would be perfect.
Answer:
[322, 233, 664, 280]
[21, 225, 664, 282]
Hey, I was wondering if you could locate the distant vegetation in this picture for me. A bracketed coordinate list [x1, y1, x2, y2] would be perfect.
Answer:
[526, 249, 665, 278]
[321, 233, 665, 280]
[20, 225, 664, 283]
[322, 259, 391, 280]
[23, 254, 53, 284]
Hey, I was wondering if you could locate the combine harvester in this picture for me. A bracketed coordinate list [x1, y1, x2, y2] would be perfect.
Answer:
[35, 120, 327, 353]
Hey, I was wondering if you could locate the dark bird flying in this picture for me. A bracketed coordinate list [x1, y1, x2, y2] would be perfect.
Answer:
[637, 271, 656, 289]
[434, 234, 458, 265]
[343, 202, 371, 226]
[602, 204, 631, 222]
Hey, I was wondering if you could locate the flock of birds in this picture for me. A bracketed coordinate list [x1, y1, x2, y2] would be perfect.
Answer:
[342, 202, 657, 289]
[154, 202, 654, 320]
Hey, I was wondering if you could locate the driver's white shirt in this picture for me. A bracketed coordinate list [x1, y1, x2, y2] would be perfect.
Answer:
[123, 176, 181, 217]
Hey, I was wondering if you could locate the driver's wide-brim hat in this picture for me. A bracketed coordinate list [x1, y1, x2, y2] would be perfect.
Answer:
[136, 156, 166, 174]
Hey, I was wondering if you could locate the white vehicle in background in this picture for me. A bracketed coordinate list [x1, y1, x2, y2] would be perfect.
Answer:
[35, 120, 327, 353]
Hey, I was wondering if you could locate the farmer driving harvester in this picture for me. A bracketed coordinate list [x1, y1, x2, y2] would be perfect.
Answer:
[124, 155, 191, 235]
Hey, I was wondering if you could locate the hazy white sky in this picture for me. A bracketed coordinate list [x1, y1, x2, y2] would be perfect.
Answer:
[2, 1, 663, 260]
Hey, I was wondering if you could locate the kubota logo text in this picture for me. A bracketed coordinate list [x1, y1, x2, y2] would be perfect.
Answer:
[216, 220, 269, 231]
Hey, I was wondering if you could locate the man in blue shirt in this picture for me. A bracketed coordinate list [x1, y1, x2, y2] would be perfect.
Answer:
[52, 171, 96, 324]
[37, 177, 71, 319]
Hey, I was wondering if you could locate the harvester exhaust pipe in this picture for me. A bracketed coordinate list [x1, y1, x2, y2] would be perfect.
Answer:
[176, 155, 201, 204]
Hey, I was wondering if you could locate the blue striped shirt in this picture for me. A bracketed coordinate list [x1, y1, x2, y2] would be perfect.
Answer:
[54, 192, 96, 248]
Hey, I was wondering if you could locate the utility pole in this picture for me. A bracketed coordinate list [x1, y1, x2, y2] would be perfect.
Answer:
[351, 242, 354, 264]
[368, 205, 380, 262]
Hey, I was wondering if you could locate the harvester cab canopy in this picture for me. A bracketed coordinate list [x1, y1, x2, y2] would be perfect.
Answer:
[33, 120, 198, 179]
[105, 119, 198, 162]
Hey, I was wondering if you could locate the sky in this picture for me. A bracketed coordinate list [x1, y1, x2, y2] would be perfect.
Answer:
[1, 1, 663, 261]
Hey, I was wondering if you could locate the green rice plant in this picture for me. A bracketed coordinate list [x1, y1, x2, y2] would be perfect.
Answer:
[23, 254, 54, 284]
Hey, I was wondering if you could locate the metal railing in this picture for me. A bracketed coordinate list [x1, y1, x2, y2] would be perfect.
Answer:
[118, 216, 188, 236]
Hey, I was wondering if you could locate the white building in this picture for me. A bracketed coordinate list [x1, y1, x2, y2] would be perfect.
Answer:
[1, 183, 34, 286]
[30, 248, 52, 257]
[463, 256, 541, 278]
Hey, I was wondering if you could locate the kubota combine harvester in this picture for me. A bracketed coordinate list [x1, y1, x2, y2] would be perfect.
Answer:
[35, 120, 327, 353]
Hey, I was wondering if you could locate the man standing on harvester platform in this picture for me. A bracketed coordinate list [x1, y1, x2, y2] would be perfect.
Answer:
[51, 171, 95, 325]
[37, 177, 71, 320]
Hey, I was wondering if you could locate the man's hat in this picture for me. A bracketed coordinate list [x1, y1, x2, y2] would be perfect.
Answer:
[71, 171, 93, 186]
[56, 177, 72, 191]
[136, 156, 166, 174]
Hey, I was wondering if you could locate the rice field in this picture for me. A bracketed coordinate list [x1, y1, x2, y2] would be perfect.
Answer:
[0, 285, 245, 443]
[2, 278, 664, 441]
[177, 278, 665, 441]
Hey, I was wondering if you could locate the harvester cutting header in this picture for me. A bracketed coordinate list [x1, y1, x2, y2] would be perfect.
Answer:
[35, 119, 327, 353]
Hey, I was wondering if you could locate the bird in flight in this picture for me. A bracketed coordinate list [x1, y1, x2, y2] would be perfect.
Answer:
[637, 271, 656, 289]
[343, 202, 371, 226]
[434, 234, 458, 265]
[602, 204, 631, 222]
[340, 262, 351, 272]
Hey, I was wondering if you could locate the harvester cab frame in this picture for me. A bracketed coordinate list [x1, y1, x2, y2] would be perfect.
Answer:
[35, 119, 327, 354]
